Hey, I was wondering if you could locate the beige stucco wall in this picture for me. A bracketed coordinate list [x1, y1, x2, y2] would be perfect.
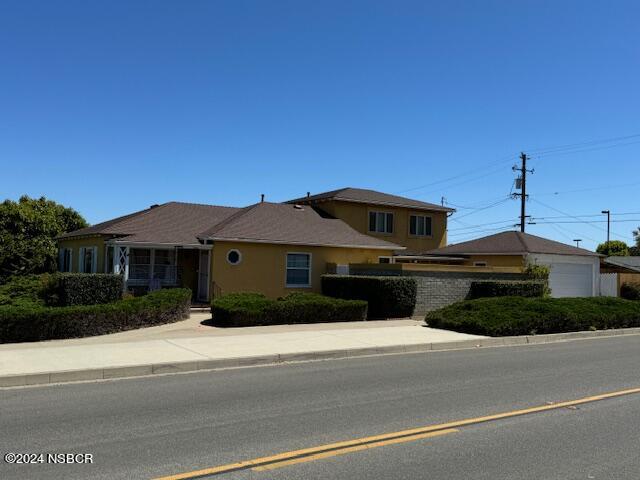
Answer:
[460, 255, 525, 269]
[311, 200, 448, 253]
[57, 236, 107, 273]
[211, 241, 393, 298]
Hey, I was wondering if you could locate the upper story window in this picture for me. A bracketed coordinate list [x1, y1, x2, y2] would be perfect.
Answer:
[286, 253, 311, 287]
[409, 214, 432, 236]
[369, 211, 393, 234]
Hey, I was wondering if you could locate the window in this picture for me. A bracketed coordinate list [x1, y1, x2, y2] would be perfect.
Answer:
[79, 247, 96, 273]
[58, 248, 72, 272]
[286, 253, 311, 287]
[369, 211, 393, 234]
[226, 249, 242, 265]
[473, 261, 488, 267]
[409, 214, 432, 236]
[379, 256, 392, 264]
[105, 246, 114, 273]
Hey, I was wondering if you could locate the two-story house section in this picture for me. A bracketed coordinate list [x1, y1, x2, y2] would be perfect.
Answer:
[286, 188, 454, 256]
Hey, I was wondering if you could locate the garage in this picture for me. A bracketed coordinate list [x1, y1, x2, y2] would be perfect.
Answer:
[548, 262, 594, 298]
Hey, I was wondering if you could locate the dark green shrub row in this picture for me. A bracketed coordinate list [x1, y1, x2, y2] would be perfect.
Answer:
[0, 273, 123, 307]
[621, 283, 640, 301]
[211, 292, 368, 327]
[321, 275, 417, 319]
[426, 296, 640, 337]
[52, 273, 123, 306]
[0, 274, 53, 307]
[0, 288, 191, 344]
[468, 281, 545, 299]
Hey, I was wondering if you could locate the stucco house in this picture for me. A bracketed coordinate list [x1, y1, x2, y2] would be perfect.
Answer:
[57, 188, 452, 301]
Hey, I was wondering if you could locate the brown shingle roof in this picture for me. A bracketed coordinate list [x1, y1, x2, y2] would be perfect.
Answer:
[286, 187, 454, 213]
[60, 202, 241, 245]
[427, 231, 601, 257]
[198, 202, 403, 250]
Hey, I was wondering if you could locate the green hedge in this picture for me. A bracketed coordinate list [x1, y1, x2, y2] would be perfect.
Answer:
[621, 283, 640, 301]
[425, 296, 640, 337]
[211, 292, 368, 327]
[52, 273, 123, 306]
[0, 273, 123, 307]
[0, 288, 191, 343]
[321, 275, 417, 319]
[468, 280, 545, 299]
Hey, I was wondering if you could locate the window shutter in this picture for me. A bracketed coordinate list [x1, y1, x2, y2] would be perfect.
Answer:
[92, 247, 98, 273]
[58, 249, 64, 272]
[425, 216, 432, 236]
[386, 213, 393, 233]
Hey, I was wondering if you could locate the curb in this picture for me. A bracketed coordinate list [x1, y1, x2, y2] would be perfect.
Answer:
[3, 327, 640, 388]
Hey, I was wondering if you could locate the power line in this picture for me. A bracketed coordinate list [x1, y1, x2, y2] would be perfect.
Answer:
[535, 180, 640, 197]
[449, 197, 512, 222]
[525, 133, 640, 155]
[531, 199, 635, 242]
[530, 219, 640, 224]
[448, 219, 517, 232]
[531, 139, 640, 160]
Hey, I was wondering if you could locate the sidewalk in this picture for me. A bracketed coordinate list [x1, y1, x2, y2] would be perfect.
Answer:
[0, 314, 483, 387]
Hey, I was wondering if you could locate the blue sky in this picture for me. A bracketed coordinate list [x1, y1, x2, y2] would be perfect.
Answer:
[1, 0, 639, 250]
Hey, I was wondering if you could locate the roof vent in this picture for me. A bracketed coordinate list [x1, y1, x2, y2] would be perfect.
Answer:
[293, 204, 305, 210]
[150, 204, 160, 209]
[306, 191, 310, 198]
[261, 194, 265, 203]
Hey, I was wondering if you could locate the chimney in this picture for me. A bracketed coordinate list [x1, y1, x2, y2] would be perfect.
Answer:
[260, 194, 265, 203]
[306, 192, 310, 198]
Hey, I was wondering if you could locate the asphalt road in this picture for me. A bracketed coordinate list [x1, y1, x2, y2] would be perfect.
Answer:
[2, 335, 640, 479]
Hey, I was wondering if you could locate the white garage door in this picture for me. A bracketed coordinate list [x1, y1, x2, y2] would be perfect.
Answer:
[549, 263, 593, 298]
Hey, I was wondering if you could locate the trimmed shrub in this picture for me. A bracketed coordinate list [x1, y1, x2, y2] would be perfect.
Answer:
[51, 273, 123, 306]
[621, 283, 640, 301]
[211, 292, 367, 327]
[468, 281, 545, 299]
[426, 296, 640, 337]
[0, 274, 54, 307]
[0, 288, 191, 343]
[321, 275, 417, 319]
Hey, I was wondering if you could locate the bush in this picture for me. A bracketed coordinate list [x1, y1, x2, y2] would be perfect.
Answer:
[0, 288, 191, 343]
[425, 296, 640, 337]
[0, 273, 124, 307]
[468, 281, 545, 299]
[621, 283, 640, 301]
[0, 274, 54, 307]
[51, 273, 123, 306]
[321, 275, 417, 319]
[211, 292, 368, 327]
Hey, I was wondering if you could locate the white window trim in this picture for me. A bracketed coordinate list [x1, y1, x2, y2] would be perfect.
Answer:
[368, 210, 394, 234]
[408, 213, 433, 238]
[226, 249, 243, 265]
[285, 252, 312, 288]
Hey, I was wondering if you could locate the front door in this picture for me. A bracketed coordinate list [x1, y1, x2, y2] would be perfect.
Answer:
[197, 250, 210, 302]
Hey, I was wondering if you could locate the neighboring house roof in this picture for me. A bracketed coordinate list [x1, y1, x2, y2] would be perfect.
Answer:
[286, 187, 454, 213]
[198, 202, 403, 250]
[603, 256, 640, 272]
[59, 202, 241, 246]
[427, 231, 601, 257]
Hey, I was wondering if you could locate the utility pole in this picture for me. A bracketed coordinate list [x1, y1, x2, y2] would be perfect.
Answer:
[601, 210, 611, 243]
[573, 239, 582, 248]
[512, 152, 534, 233]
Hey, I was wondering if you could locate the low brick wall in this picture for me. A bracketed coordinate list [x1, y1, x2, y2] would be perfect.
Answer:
[349, 267, 526, 315]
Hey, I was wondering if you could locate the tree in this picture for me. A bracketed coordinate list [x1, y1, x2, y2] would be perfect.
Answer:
[634, 226, 640, 246]
[596, 240, 630, 257]
[0, 196, 87, 282]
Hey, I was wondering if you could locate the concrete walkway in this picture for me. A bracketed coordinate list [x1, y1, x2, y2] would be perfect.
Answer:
[0, 314, 483, 386]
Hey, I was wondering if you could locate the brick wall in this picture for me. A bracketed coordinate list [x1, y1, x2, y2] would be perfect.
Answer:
[350, 267, 526, 315]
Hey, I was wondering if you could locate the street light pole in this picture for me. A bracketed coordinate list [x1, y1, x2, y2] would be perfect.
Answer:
[573, 239, 582, 248]
[601, 210, 611, 243]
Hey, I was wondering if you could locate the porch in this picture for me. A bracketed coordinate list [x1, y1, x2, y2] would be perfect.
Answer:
[105, 244, 212, 301]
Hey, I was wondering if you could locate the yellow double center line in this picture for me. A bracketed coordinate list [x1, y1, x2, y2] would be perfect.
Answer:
[154, 386, 640, 479]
